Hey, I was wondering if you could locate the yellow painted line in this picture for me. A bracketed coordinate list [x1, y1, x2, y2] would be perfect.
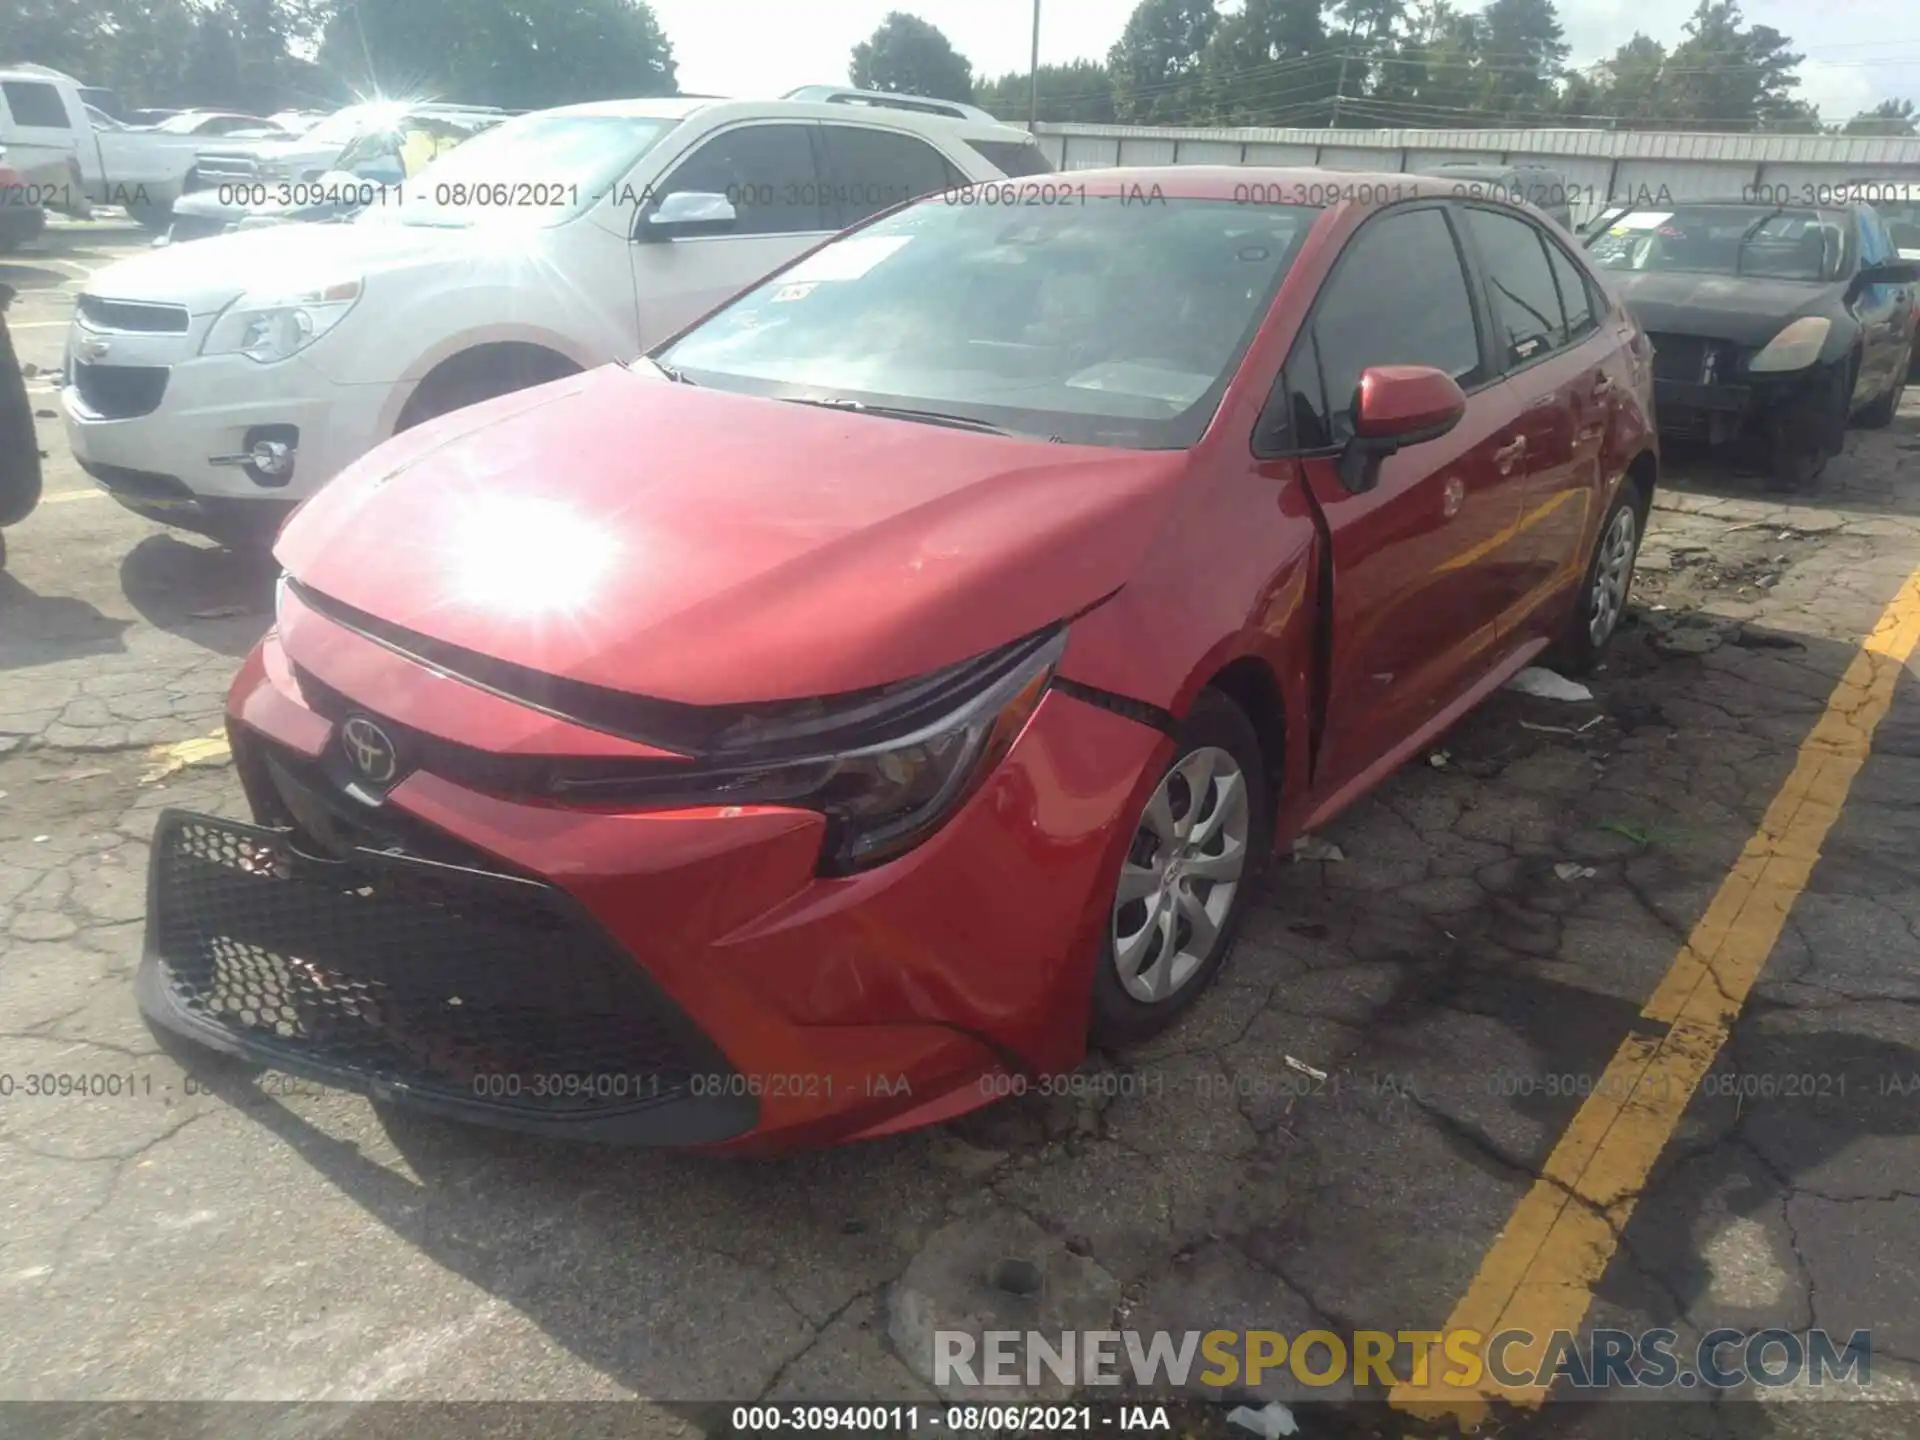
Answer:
[1393, 566, 1920, 1423]
[9, 319, 74, 329]
[40, 489, 103, 505]
[141, 729, 231, 785]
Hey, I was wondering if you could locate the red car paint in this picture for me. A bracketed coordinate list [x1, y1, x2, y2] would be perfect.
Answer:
[184, 168, 1655, 1152]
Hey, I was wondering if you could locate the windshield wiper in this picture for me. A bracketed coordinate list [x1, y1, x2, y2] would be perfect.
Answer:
[779, 396, 1014, 436]
[646, 357, 697, 384]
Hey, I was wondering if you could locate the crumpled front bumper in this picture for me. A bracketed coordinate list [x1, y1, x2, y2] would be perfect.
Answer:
[137, 620, 1171, 1151]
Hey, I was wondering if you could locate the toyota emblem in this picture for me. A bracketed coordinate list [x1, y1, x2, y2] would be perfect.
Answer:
[340, 716, 399, 784]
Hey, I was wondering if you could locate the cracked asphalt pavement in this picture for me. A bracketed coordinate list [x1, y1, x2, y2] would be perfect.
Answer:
[6, 223, 1920, 1439]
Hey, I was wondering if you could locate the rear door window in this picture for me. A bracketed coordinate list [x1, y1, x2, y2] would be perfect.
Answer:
[1463, 205, 1569, 366]
[2, 80, 74, 129]
[1311, 205, 1485, 439]
[817, 124, 965, 229]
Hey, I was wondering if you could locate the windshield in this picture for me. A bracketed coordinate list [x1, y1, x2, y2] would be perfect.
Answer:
[369, 112, 681, 229]
[302, 104, 413, 149]
[1587, 204, 1846, 282]
[656, 196, 1315, 449]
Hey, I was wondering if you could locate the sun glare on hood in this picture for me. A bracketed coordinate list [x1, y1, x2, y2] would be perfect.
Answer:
[446, 495, 621, 618]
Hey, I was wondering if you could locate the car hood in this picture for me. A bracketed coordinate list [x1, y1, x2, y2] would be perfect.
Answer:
[1607, 271, 1836, 347]
[82, 221, 471, 315]
[277, 366, 1190, 708]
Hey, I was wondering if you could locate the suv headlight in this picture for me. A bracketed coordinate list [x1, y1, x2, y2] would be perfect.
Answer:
[202, 279, 363, 363]
[550, 629, 1066, 874]
[1748, 316, 1831, 373]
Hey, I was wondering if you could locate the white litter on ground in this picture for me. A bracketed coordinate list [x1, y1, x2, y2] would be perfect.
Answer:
[1291, 835, 1346, 863]
[1554, 862, 1598, 881]
[1226, 1401, 1300, 1438]
[1506, 666, 1594, 702]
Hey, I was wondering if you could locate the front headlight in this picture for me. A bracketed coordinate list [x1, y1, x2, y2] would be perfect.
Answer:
[551, 629, 1066, 874]
[1748, 316, 1831, 373]
[201, 278, 363, 363]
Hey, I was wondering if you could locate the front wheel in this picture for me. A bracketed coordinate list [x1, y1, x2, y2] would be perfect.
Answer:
[1855, 347, 1908, 429]
[1090, 689, 1272, 1046]
[1548, 477, 1643, 676]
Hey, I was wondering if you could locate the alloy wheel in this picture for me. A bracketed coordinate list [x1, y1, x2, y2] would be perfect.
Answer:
[1111, 746, 1250, 1003]
[1588, 504, 1639, 647]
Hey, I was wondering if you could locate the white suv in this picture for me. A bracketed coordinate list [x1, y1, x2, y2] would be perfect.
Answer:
[62, 92, 1051, 545]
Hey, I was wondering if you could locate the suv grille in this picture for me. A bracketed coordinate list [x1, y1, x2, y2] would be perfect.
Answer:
[147, 810, 729, 1116]
[75, 295, 190, 333]
[71, 360, 168, 419]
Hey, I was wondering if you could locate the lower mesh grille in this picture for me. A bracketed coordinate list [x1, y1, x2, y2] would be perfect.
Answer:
[147, 810, 722, 1114]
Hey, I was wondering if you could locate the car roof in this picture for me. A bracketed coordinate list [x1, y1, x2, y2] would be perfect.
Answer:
[529, 94, 1034, 142]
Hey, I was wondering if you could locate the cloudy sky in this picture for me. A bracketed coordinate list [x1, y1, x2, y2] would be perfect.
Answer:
[648, 0, 1919, 125]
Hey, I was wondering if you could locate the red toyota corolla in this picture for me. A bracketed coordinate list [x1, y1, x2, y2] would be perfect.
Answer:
[139, 168, 1656, 1152]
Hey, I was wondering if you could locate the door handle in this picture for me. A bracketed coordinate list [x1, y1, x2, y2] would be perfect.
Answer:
[1493, 437, 1527, 474]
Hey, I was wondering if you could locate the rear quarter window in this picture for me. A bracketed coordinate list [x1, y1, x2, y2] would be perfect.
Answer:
[966, 139, 1054, 178]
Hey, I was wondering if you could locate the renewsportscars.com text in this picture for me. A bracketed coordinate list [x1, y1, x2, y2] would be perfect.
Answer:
[935, 1327, 1873, 1392]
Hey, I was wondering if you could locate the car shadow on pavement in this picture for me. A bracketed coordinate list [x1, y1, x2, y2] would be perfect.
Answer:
[0, 570, 131, 670]
[119, 533, 277, 659]
[0, 260, 75, 296]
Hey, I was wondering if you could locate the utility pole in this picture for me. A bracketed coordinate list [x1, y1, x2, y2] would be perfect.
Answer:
[1028, 0, 1042, 129]
[1330, 53, 1348, 127]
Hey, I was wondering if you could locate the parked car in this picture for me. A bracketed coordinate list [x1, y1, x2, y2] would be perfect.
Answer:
[0, 66, 273, 228]
[163, 107, 502, 245]
[135, 169, 1657, 1151]
[267, 110, 331, 135]
[1849, 182, 1920, 380]
[1417, 160, 1577, 230]
[64, 94, 1055, 547]
[182, 100, 512, 198]
[1585, 198, 1916, 488]
[0, 146, 48, 251]
[145, 110, 287, 138]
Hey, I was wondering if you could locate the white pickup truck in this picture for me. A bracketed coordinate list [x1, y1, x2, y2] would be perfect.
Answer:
[0, 66, 283, 229]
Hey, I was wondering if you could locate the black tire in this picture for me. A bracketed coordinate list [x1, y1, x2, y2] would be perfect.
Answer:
[0, 206, 47, 253]
[125, 201, 173, 233]
[1856, 347, 1908, 429]
[394, 348, 580, 433]
[1548, 474, 1645, 677]
[0, 308, 43, 530]
[1090, 689, 1272, 1047]
[1767, 365, 1848, 491]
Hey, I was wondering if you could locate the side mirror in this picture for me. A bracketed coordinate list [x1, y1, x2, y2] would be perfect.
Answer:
[641, 190, 737, 242]
[1335, 365, 1468, 493]
[1855, 260, 1919, 291]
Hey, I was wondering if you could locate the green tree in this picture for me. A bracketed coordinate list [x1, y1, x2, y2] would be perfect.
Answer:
[1198, 0, 1333, 125]
[1658, 0, 1804, 131]
[1845, 98, 1918, 136]
[317, 0, 676, 110]
[848, 12, 974, 102]
[974, 60, 1116, 123]
[1473, 0, 1567, 118]
[1365, 1, 1487, 123]
[1107, 0, 1218, 124]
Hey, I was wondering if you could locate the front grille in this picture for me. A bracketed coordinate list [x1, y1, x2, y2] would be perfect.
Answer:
[190, 154, 262, 186]
[166, 214, 233, 244]
[71, 360, 168, 419]
[147, 810, 725, 1115]
[1647, 332, 1739, 386]
[75, 295, 190, 334]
